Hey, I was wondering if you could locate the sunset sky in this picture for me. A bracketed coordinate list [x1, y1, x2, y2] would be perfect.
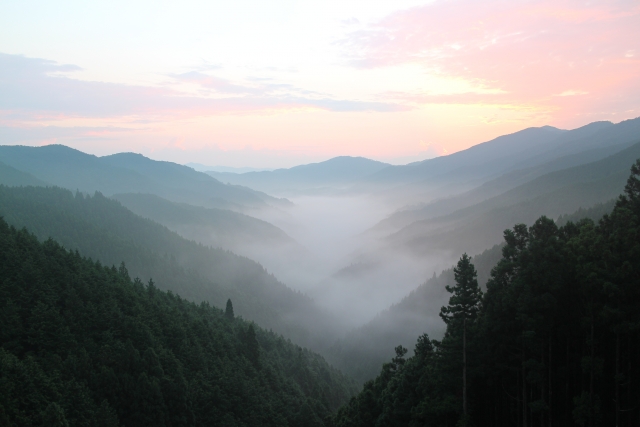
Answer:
[1, 0, 639, 167]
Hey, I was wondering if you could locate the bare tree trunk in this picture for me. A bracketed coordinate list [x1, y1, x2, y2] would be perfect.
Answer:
[589, 319, 595, 427]
[549, 337, 553, 427]
[518, 369, 522, 427]
[523, 344, 528, 427]
[463, 318, 467, 418]
[615, 330, 620, 427]
[541, 341, 545, 427]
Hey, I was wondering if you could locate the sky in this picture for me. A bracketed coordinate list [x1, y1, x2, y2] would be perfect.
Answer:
[1, 0, 639, 168]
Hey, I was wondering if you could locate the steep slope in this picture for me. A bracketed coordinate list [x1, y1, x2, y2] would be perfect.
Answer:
[0, 219, 357, 426]
[362, 119, 638, 208]
[207, 156, 390, 195]
[328, 245, 503, 384]
[363, 125, 569, 187]
[0, 145, 287, 211]
[332, 181, 640, 426]
[386, 141, 640, 257]
[111, 193, 297, 253]
[371, 119, 639, 234]
[0, 185, 339, 351]
[102, 152, 289, 209]
[0, 160, 49, 187]
[332, 198, 618, 384]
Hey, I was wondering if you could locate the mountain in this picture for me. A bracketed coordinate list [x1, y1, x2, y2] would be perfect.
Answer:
[332, 176, 640, 426]
[370, 119, 640, 235]
[0, 145, 289, 211]
[112, 192, 299, 254]
[206, 156, 391, 195]
[186, 162, 273, 173]
[328, 245, 503, 384]
[0, 218, 357, 426]
[331, 196, 619, 384]
[384, 141, 640, 258]
[0, 160, 48, 187]
[362, 125, 569, 189]
[362, 119, 640, 209]
[0, 185, 340, 351]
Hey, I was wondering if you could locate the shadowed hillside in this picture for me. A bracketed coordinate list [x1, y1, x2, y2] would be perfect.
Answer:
[0, 145, 289, 211]
[0, 218, 357, 426]
[0, 185, 341, 352]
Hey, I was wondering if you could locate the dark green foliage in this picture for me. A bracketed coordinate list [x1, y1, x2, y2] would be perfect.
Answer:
[334, 159, 640, 426]
[440, 254, 482, 423]
[556, 198, 616, 226]
[0, 220, 357, 426]
[225, 299, 235, 320]
[330, 244, 502, 384]
[440, 254, 482, 328]
[0, 185, 339, 351]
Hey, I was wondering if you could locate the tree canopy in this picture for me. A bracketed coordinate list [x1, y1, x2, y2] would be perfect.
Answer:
[333, 159, 640, 427]
[0, 219, 357, 426]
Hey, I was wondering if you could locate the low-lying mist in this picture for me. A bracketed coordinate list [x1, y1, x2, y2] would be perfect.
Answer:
[245, 194, 458, 332]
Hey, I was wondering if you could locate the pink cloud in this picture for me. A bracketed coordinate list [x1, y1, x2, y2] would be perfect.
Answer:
[0, 54, 406, 121]
[344, 0, 640, 123]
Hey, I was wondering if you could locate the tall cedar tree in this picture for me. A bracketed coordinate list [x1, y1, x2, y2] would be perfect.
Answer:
[334, 159, 640, 427]
[440, 253, 482, 425]
[225, 299, 234, 320]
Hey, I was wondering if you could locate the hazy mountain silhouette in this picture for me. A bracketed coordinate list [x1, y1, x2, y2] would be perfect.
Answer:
[0, 145, 289, 211]
[112, 192, 299, 253]
[207, 156, 390, 195]
[369, 118, 640, 235]
[0, 185, 341, 352]
[0, 160, 48, 187]
[332, 196, 618, 383]
[384, 140, 640, 257]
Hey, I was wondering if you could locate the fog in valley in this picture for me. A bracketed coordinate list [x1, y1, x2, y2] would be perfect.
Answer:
[3, 117, 640, 424]
[5, 0, 640, 423]
[247, 194, 456, 331]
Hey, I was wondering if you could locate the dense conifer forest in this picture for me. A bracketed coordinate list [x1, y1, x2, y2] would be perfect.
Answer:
[0, 185, 340, 351]
[333, 160, 640, 426]
[0, 219, 357, 426]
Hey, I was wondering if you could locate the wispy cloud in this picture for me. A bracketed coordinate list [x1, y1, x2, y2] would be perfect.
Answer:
[0, 53, 406, 122]
[340, 0, 640, 117]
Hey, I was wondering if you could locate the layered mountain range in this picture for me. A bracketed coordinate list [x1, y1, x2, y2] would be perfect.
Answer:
[2, 116, 639, 386]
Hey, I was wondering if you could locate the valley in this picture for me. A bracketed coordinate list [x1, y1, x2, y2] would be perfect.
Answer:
[1, 117, 640, 426]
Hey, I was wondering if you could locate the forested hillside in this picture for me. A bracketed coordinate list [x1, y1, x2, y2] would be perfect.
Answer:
[370, 117, 640, 234]
[385, 140, 640, 258]
[332, 197, 618, 384]
[0, 145, 288, 211]
[333, 160, 640, 426]
[0, 161, 47, 187]
[0, 220, 357, 426]
[0, 186, 340, 351]
[112, 192, 298, 254]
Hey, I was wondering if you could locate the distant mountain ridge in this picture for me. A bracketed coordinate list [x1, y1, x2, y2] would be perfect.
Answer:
[206, 156, 391, 195]
[112, 192, 299, 253]
[369, 117, 640, 234]
[332, 196, 621, 383]
[0, 185, 341, 352]
[0, 145, 289, 211]
[360, 125, 569, 192]
[382, 140, 640, 258]
[187, 162, 273, 173]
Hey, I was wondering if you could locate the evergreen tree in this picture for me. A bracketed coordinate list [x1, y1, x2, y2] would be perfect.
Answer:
[245, 324, 260, 367]
[440, 253, 482, 425]
[225, 299, 234, 320]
